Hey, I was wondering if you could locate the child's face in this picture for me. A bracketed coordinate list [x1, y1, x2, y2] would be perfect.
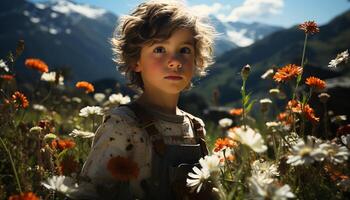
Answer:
[134, 29, 195, 95]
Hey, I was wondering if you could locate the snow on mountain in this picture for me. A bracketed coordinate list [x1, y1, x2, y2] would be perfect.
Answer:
[209, 15, 283, 50]
[47, 0, 107, 19]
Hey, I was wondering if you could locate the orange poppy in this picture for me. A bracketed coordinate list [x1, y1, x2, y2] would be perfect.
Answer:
[8, 192, 40, 200]
[273, 64, 302, 83]
[76, 81, 94, 93]
[214, 138, 237, 152]
[58, 155, 79, 175]
[11, 91, 29, 109]
[0, 74, 15, 81]
[298, 21, 319, 34]
[51, 139, 76, 151]
[107, 156, 139, 181]
[25, 58, 49, 73]
[305, 76, 326, 90]
[229, 108, 243, 116]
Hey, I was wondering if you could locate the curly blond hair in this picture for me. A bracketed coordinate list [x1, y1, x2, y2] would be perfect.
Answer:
[110, 0, 215, 91]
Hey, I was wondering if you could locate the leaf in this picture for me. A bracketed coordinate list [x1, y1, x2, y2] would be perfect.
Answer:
[246, 99, 257, 114]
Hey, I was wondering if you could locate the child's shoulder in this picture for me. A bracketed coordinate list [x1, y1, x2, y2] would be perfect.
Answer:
[103, 105, 138, 124]
[180, 109, 205, 127]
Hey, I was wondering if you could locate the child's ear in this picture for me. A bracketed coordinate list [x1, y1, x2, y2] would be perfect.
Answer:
[133, 61, 142, 72]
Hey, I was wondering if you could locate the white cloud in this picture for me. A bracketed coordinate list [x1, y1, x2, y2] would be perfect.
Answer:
[218, 0, 284, 22]
[190, 3, 230, 17]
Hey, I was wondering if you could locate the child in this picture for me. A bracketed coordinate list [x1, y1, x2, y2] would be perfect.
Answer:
[81, 0, 216, 199]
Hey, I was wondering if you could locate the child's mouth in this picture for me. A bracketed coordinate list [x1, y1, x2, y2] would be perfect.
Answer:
[164, 76, 183, 80]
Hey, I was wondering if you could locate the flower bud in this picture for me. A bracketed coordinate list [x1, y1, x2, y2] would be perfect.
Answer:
[241, 64, 251, 81]
[318, 92, 330, 103]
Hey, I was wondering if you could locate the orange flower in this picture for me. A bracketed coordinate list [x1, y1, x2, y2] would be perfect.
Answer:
[51, 139, 76, 151]
[303, 104, 319, 123]
[25, 58, 49, 73]
[58, 155, 79, 175]
[107, 156, 139, 181]
[286, 100, 319, 123]
[273, 64, 302, 83]
[76, 81, 94, 93]
[0, 74, 15, 81]
[214, 138, 237, 152]
[11, 91, 29, 109]
[229, 108, 243, 116]
[286, 100, 302, 113]
[305, 76, 326, 90]
[298, 21, 319, 34]
[8, 192, 40, 200]
[277, 112, 293, 125]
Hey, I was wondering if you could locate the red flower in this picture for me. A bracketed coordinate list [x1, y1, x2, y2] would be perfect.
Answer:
[273, 64, 302, 83]
[214, 138, 237, 152]
[107, 156, 139, 181]
[8, 192, 40, 200]
[25, 58, 49, 73]
[337, 124, 350, 137]
[51, 138, 76, 151]
[305, 76, 326, 90]
[229, 108, 243, 116]
[0, 74, 15, 81]
[76, 81, 94, 93]
[11, 91, 29, 109]
[298, 21, 319, 34]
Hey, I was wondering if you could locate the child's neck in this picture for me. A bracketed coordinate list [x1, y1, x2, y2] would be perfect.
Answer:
[136, 92, 180, 115]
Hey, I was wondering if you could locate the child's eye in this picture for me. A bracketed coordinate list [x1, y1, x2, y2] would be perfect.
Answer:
[153, 47, 166, 54]
[180, 47, 192, 54]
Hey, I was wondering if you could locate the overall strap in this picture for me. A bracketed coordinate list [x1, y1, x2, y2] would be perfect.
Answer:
[124, 103, 166, 156]
[186, 115, 209, 157]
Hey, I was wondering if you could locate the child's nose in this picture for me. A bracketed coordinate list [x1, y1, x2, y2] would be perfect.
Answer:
[168, 56, 182, 70]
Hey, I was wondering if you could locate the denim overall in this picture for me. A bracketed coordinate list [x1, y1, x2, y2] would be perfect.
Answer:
[125, 103, 211, 200]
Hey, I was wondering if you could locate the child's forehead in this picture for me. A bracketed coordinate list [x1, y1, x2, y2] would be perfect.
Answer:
[145, 29, 195, 46]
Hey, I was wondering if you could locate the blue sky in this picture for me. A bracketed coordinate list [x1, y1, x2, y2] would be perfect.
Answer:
[31, 0, 350, 28]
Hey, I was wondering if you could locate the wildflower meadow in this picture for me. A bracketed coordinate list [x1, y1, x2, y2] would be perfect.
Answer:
[1, 20, 350, 200]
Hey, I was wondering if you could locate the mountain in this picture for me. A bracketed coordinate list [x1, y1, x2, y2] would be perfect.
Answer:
[0, 0, 283, 85]
[0, 0, 122, 84]
[209, 15, 283, 56]
[192, 9, 350, 110]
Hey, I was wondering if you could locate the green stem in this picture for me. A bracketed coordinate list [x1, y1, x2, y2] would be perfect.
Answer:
[292, 33, 308, 101]
[0, 137, 22, 193]
[241, 79, 247, 128]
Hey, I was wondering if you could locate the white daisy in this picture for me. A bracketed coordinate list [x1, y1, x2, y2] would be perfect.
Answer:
[199, 155, 221, 173]
[341, 134, 350, 149]
[286, 136, 326, 166]
[186, 166, 210, 193]
[261, 69, 274, 79]
[108, 93, 131, 105]
[328, 49, 349, 68]
[251, 159, 279, 184]
[32, 104, 47, 112]
[248, 177, 295, 200]
[69, 129, 95, 138]
[218, 118, 233, 128]
[79, 106, 103, 117]
[94, 93, 105, 103]
[41, 175, 78, 195]
[41, 71, 64, 85]
[0, 59, 9, 72]
[319, 142, 350, 164]
[72, 97, 82, 103]
[228, 126, 267, 153]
